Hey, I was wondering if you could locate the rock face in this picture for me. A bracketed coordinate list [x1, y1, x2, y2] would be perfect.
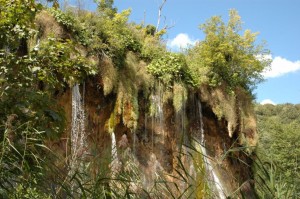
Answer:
[52, 74, 257, 198]
[37, 10, 257, 198]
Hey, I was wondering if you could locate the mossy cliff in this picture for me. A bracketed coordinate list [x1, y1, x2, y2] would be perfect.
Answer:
[0, 2, 269, 198]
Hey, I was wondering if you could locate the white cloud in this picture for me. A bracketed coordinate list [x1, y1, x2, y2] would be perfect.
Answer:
[168, 33, 197, 50]
[260, 99, 276, 105]
[262, 56, 300, 78]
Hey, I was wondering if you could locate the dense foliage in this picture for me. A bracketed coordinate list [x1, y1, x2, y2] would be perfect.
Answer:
[147, 52, 191, 85]
[254, 103, 300, 198]
[187, 10, 271, 92]
[0, 0, 96, 196]
[0, 0, 273, 197]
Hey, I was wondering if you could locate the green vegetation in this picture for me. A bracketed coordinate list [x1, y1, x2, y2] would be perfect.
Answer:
[254, 103, 300, 198]
[187, 10, 271, 91]
[147, 52, 192, 85]
[0, 0, 281, 198]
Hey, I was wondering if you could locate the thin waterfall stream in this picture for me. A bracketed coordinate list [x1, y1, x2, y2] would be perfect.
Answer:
[70, 83, 86, 168]
[150, 80, 164, 149]
[111, 132, 120, 176]
[157, 81, 164, 142]
[197, 101, 226, 199]
[69, 83, 87, 193]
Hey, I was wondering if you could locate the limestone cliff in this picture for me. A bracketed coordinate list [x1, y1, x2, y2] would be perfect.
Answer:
[37, 10, 258, 198]
[50, 76, 257, 198]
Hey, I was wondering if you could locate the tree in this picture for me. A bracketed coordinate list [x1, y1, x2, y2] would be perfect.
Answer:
[255, 104, 300, 197]
[0, 0, 97, 195]
[156, 0, 167, 32]
[187, 10, 271, 92]
[0, 0, 39, 53]
[45, 0, 59, 9]
[96, 0, 117, 17]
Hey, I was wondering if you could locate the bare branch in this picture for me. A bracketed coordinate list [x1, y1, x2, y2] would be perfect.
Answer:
[156, 0, 167, 32]
[162, 16, 175, 31]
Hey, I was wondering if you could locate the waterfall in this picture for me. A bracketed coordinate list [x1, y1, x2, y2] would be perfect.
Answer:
[111, 132, 120, 176]
[150, 80, 164, 146]
[157, 81, 164, 142]
[197, 101, 226, 199]
[151, 114, 154, 151]
[70, 83, 86, 172]
[181, 90, 187, 146]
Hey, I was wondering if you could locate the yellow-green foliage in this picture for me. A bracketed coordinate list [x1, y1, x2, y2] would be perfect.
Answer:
[162, 89, 173, 105]
[148, 95, 157, 118]
[106, 52, 152, 131]
[237, 88, 258, 152]
[187, 10, 271, 91]
[13, 184, 51, 199]
[95, 9, 143, 67]
[0, 0, 39, 50]
[33, 37, 97, 87]
[147, 52, 190, 85]
[239, 115, 257, 154]
[186, 45, 210, 87]
[141, 35, 166, 61]
[34, 10, 64, 41]
[116, 81, 138, 130]
[100, 56, 117, 96]
[173, 82, 187, 113]
[127, 52, 153, 95]
[200, 84, 258, 151]
[106, 102, 121, 133]
[200, 85, 238, 137]
[192, 141, 212, 198]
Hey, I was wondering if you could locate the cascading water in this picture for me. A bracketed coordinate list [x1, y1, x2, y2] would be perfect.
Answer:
[197, 101, 226, 199]
[151, 112, 155, 151]
[70, 83, 86, 173]
[181, 91, 187, 146]
[176, 91, 198, 195]
[111, 132, 120, 176]
[150, 80, 164, 147]
[158, 81, 164, 138]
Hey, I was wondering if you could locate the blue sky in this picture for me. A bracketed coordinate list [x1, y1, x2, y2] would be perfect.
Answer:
[65, 0, 300, 104]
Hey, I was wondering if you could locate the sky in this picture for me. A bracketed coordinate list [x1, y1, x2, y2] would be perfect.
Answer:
[65, 0, 300, 104]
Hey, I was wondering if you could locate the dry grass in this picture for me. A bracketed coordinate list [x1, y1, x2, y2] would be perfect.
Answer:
[104, 52, 153, 132]
[200, 84, 237, 137]
[173, 82, 187, 113]
[200, 84, 258, 152]
[126, 52, 153, 93]
[35, 10, 65, 40]
[100, 56, 118, 96]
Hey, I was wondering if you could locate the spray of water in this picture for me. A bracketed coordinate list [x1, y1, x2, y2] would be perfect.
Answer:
[198, 101, 226, 199]
[68, 83, 87, 194]
[70, 83, 86, 171]
[150, 80, 164, 147]
[111, 132, 120, 176]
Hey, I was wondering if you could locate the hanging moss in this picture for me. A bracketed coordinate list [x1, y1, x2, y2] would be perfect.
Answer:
[105, 52, 152, 132]
[148, 95, 157, 118]
[122, 91, 139, 130]
[106, 104, 121, 133]
[100, 56, 118, 96]
[147, 80, 165, 118]
[200, 85, 238, 137]
[173, 82, 188, 113]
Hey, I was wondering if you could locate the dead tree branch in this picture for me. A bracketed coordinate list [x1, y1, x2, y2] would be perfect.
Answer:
[156, 0, 167, 32]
